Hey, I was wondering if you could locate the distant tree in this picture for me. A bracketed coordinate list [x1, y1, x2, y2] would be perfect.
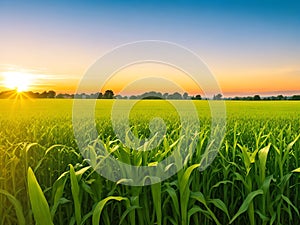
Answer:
[163, 93, 169, 99]
[26, 91, 39, 98]
[97, 92, 103, 99]
[74, 94, 80, 99]
[291, 95, 300, 100]
[140, 91, 162, 99]
[232, 96, 241, 100]
[39, 91, 47, 98]
[192, 94, 202, 100]
[115, 95, 122, 99]
[89, 93, 98, 99]
[183, 92, 188, 100]
[168, 92, 182, 99]
[56, 94, 65, 98]
[277, 95, 284, 100]
[213, 93, 222, 100]
[47, 90, 56, 98]
[174, 92, 182, 99]
[253, 95, 261, 100]
[103, 90, 114, 99]
[195, 94, 201, 100]
[74, 93, 87, 99]
[142, 96, 162, 99]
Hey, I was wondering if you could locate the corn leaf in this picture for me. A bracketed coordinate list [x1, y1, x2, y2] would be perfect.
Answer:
[27, 167, 53, 225]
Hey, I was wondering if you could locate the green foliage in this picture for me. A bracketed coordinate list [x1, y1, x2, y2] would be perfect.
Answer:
[0, 189, 25, 225]
[27, 167, 54, 225]
[0, 99, 300, 225]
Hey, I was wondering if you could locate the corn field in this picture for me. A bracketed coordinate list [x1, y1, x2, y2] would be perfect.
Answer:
[0, 99, 300, 225]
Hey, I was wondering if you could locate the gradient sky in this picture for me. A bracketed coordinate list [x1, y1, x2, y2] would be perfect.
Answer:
[0, 0, 300, 96]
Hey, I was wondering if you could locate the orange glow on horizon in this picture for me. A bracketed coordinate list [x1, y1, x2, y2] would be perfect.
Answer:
[0, 65, 299, 97]
[100, 62, 204, 95]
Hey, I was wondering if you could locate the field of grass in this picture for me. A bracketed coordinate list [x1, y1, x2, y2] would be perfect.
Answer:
[0, 99, 300, 225]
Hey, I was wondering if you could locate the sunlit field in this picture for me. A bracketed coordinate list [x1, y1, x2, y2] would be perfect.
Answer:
[1, 99, 300, 225]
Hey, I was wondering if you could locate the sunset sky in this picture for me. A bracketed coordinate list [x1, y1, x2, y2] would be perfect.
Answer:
[0, 0, 300, 97]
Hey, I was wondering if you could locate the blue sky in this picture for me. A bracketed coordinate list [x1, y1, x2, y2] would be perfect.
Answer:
[0, 0, 299, 95]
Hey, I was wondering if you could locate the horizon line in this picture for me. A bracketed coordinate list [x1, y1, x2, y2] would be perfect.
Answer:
[1, 88, 300, 98]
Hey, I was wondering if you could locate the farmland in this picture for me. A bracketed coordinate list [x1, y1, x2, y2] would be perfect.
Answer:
[0, 99, 300, 225]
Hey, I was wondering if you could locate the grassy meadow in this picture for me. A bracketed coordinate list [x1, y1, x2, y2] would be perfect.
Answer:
[0, 99, 300, 225]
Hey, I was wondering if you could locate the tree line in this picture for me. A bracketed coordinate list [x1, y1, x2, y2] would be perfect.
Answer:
[0, 90, 115, 99]
[0, 89, 300, 100]
[226, 94, 300, 101]
[56, 90, 114, 99]
[115, 91, 202, 100]
[0, 90, 56, 99]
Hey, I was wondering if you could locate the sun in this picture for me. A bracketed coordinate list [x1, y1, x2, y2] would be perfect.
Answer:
[3, 71, 33, 92]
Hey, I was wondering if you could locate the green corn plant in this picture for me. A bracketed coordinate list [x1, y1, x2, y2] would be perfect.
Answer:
[230, 189, 264, 224]
[1, 100, 300, 224]
[177, 163, 200, 225]
[256, 144, 272, 224]
[92, 196, 128, 225]
[237, 144, 259, 225]
[27, 167, 54, 225]
[0, 189, 25, 225]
